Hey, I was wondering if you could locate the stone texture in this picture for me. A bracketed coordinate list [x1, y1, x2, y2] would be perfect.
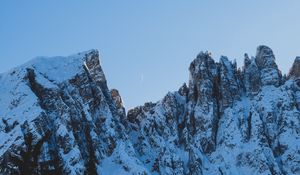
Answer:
[0, 46, 299, 175]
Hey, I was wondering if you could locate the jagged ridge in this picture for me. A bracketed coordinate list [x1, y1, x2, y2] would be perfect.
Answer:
[0, 46, 300, 175]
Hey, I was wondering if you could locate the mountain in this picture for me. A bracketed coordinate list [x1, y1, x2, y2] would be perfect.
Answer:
[0, 46, 299, 175]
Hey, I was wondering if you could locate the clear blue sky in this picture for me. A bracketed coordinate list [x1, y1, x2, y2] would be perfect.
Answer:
[1, 1, 300, 109]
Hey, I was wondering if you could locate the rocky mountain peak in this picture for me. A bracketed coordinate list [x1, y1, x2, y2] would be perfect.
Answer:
[288, 56, 300, 79]
[1, 46, 300, 175]
[255, 45, 281, 86]
[243, 53, 252, 68]
[178, 83, 189, 97]
[255, 45, 277, 69]
[83, 49, 107, 86]
[191, 51, 216, 76]
[0, 49, 135, 174]
[188, 51, 217, 103]
[111, 89, 126, 117]
[111, 89, 124, 108]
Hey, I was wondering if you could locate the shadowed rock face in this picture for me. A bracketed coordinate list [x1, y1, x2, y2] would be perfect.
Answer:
[0, 50, 146, 175]
[1, 46, 300, 175]
[288, 57, 300, 79]
[255, 45, 281, 86]
[126, 45, 300, 175]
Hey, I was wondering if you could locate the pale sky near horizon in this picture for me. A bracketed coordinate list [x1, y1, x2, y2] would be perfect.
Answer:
[1, 1, 300, 109]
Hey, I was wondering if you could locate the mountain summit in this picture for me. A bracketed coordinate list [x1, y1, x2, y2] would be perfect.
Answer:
[0, 46, 299, 175]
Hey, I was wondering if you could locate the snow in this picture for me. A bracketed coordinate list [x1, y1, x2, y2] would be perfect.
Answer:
[1, 46, 300, 174]
[99, 141, 150, 175]
[61, 146, 85, 175]
[0, 68, 43, 156]
[0, 49, 97, 157]
[24, 50, 95, 84]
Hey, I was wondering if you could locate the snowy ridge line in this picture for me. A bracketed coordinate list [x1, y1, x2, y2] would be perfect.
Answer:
[0, 45, 300, 175]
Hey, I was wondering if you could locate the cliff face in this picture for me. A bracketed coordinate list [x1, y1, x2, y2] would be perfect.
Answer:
[0, 50, 147, 175]
[0, 46, 300, 175]
[126, 46, 300, 175]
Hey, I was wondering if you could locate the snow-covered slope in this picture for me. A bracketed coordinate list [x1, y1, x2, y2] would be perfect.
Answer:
[126, 46, 300, 175]
[0, 50, 148, 175]
[0, 46, 299, 175]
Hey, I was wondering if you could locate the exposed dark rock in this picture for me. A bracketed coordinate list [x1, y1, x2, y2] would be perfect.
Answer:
[255, 45, 281, 86]
[288, 57, 300, 79]
[0, 46, 300, 175]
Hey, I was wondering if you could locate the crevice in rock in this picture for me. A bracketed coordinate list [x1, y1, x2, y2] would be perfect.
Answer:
[84, 124, 98, 175]
[211, 69, 222, 151]
[246, 112, 252, 142]
[26, 68, 48, 109]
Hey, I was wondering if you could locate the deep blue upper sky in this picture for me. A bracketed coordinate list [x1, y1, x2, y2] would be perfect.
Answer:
[1, 1, 300, 109]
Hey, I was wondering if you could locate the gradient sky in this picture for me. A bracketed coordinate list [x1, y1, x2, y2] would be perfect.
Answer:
[1, 1, 300, 109]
